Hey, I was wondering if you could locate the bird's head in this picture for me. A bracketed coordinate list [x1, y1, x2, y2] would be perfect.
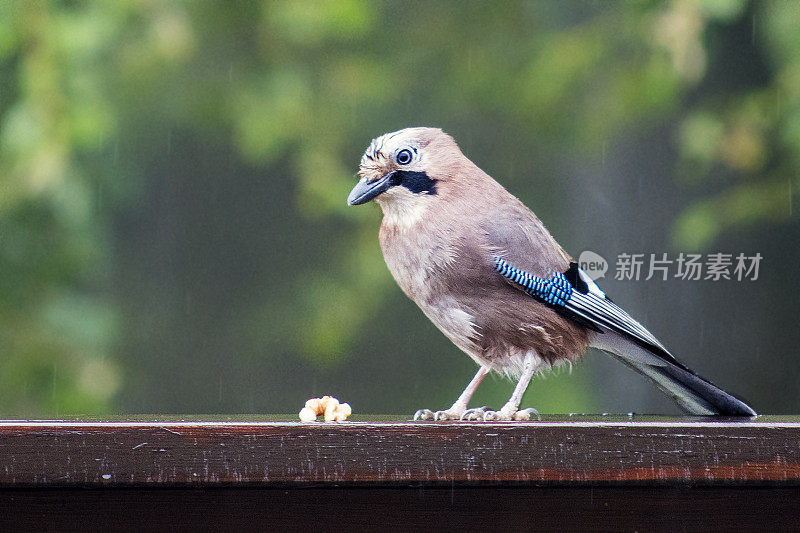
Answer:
[347, 127, 465, 225]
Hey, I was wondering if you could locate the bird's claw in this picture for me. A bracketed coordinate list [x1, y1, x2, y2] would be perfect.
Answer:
[413, 408, 463, 421]
[459, 406, 541, 422]
[460, 406, 488, 421]
[482, 409, 503, 421]
[514, 407, 541, 421]
[413, 409, 435, 421]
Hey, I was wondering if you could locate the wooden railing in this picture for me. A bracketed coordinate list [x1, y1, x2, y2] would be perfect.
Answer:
[1, 415, 798, 530]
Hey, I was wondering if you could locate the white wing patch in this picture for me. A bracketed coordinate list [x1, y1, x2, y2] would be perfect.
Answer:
[578, 268, 606, 298]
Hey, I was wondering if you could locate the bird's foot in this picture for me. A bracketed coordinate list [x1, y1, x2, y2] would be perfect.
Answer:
[487, 406, 540, 421]
[413, 408, 466, 421]
[461, 406, 489, 421]
[460, 406, 540, 422]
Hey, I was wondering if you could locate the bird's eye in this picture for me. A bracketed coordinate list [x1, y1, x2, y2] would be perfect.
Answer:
[396, 149, 413, 165]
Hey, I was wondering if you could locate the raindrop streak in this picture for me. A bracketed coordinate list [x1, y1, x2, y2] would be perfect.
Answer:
[789, 179, 793, 216]
[752, 15, 756, 45]
[167, 131, 172, 154]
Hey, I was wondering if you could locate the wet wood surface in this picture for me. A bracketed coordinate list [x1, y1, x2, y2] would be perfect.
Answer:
[1, 415, 799, 486]
[2, 416, 799, 531]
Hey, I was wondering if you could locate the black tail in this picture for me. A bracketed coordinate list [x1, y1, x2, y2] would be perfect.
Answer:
[593, 332, 756, 416]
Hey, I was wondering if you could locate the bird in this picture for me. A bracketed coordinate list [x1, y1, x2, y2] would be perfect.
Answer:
[347, 127, 756, 420]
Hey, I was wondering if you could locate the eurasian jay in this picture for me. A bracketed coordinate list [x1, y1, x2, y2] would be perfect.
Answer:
[347, 127, 756, 420]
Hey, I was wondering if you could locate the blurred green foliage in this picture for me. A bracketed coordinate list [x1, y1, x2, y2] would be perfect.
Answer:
[0, 0, 798, 416]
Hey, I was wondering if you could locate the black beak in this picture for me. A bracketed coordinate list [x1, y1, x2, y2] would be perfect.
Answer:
[347, 172, 396, 206]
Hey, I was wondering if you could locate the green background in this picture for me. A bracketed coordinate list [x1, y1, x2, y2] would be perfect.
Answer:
[1, 0, 798, 417]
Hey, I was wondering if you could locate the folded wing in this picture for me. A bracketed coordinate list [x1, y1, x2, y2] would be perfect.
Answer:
[493, 256, 756, 416]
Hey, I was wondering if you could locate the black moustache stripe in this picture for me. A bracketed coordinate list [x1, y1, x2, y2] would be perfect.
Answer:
[392, 170, 438, 195]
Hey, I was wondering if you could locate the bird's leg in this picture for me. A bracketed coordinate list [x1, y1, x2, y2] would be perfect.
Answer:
[414, 366, 489, 421]
[483, 352, 542, 422]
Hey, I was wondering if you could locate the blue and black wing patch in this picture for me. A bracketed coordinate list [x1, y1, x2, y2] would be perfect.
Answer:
[494, 256, 682, 366]
[493, 257, 573, 306]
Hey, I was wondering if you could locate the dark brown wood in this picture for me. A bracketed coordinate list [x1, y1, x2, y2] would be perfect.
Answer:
[2, 486, 800, 532]
[1, 416, 799, 486]
[2, 417, 799, 531]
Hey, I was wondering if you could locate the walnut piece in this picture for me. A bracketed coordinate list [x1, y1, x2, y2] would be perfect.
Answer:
[298, 395, 352, 422]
